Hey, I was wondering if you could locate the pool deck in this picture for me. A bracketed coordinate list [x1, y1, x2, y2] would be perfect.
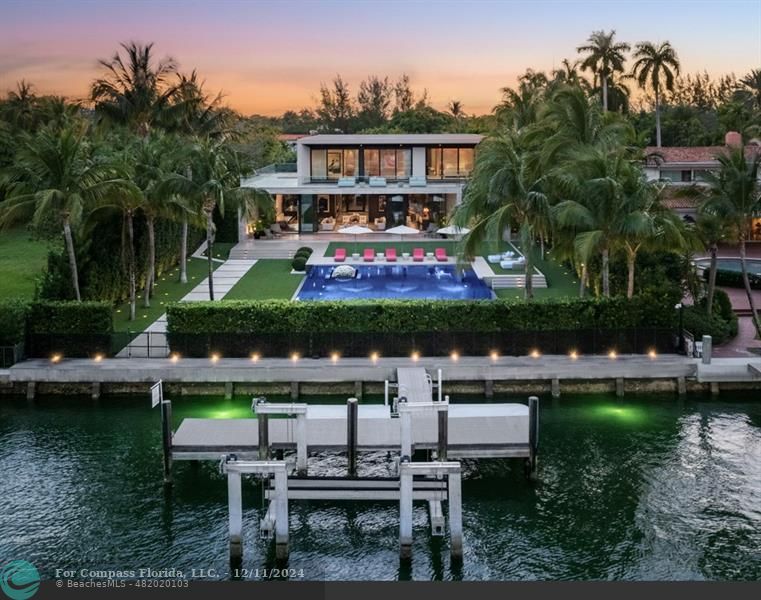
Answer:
[5, 355, 761, 394]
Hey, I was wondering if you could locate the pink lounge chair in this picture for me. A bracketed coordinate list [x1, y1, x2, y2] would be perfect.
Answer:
[363, 248, 375, 262]
[435, 247, 448, 262]
[334, 248, 347, 262]
[385, 248, 397, 262]
[412, 248, 425, 262]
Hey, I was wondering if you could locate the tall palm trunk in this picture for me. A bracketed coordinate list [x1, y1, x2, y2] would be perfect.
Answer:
[579, 262, 588, 298]
[126, 211, 137, 321]
[654, 87, 662, 147]
[601, 246, 610, 297]
[626, 249, 636, 299]
[522, 226, 534, 300]
[62, 216, 82, 302]
[739, 238, 761, 338]
[144, 215, 156, 308]
[180, 214, 188, 284]
[601, 73, 608, 112]
[706, 243, 718, 316]
[204, 199, 216, 301]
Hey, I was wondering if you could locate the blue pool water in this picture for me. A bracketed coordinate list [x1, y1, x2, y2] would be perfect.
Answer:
[297, 264, 493, 300]
[695, 258, 761, 275]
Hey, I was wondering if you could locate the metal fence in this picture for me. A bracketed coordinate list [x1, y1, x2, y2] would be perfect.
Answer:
[167, 328, 676, 359]
[27, 332, 169, 359]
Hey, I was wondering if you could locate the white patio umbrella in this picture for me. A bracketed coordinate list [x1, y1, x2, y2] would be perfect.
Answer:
[437, 225, 471, 238]
[338, 225, 373, 254]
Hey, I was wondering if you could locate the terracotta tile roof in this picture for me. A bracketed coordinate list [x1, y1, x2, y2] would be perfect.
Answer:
[660, 186, 701, 210]
[645, 144, 761, 165]
[278, 133, 308, 141]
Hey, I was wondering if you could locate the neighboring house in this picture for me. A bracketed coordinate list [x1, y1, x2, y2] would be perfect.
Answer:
[644, 131, 761, 239]
[277, 133, 308, 151]
[241, 133, 482, 235]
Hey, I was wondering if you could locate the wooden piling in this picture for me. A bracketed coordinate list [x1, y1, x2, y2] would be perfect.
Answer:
[615, 378, 624, 398]
[160, 399, 173, 484]
[677, 376, 687, 396]
[91, 382, 101, 401]
[227, 470, 243, 562]
[295, 413, 308, 475]
[354, 381, 363, 400]
[527, 396, 539, 481]
[274, 468, 289, 560]
[551, 378, 560, 399]
[258, 414, 269, 460]
[710, 381, 720, 396]
[437, 409, 448, 461]
[224, 381, 233, 400]
[428, 500, 444, 536]
[26, 382, 36, 402]
[484, 379, 494, 398]
[347, 398, 358, 477]
[290, 381, 299, 400]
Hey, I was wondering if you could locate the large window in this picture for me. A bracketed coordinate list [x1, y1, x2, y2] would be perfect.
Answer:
[363, 149, 380, 177]
[364, 148, 410, 179]
[426, 147, 475, 178]
[311, 148, 358, 179]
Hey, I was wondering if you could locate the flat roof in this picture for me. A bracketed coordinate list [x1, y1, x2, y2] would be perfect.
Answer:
[298, 133, 484, 146]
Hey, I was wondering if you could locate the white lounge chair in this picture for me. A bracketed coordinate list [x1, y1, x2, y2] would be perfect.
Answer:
[369, 176, 387, 187]
[337, 177, 356, 187]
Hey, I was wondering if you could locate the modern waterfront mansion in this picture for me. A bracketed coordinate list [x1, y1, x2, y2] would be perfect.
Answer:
[241, 133, 483, 236]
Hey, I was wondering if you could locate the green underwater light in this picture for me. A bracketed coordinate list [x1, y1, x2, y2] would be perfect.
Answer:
[591, 404, 647, 424]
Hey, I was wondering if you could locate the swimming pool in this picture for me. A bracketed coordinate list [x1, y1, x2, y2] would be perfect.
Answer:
[296, 264, 493, 300]
[695, 258, 761, 275]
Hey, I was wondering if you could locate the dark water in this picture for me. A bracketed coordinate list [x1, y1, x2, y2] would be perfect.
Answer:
[297, 264, 492, 300]
[1, 394, 760, 581]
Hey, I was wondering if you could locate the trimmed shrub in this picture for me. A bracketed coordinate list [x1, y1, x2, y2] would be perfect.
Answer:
[0, 300, 29, 346]
[291, 256, 308, 272]
[683, 305, 732, 345]
[296, 247, 313, 256]
[26, 301, 113, 357]
[167, 295, 678, 357]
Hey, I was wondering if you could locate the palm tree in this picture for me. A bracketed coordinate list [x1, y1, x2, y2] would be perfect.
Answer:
[454, 130, 550, 300]
[91, 41, 178, 137]
[0, 126, 129, 301]
[577, 30, 631, 112]
[161, 139, 272, 300]
[740, 69, 761, 110]
[553, 146, 637, 297]
[631, 41, 680, 147]
[1, 80, 37, 130]
[695, 212, 726, 316]
[494, 82, 544, 130]
[701, 147, 761, 338]
[447, 100, 465, 132]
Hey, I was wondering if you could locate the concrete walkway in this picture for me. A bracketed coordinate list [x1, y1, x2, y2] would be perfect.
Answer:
[715, 316, 760, 358]
[116, 257, 257, 358]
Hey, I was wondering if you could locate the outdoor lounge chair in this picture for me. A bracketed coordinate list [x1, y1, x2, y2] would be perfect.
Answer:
[363, 248, 375, 262]
[435, 247, 448, 262]
[385, 248, 397, 262]
[334, 248, 347, 262]
[412, 248, 424, 262]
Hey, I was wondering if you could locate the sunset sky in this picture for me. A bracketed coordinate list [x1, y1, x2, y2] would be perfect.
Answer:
[1, 0, 759, 116]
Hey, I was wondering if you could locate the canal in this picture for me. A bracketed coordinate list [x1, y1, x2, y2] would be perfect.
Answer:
[1, 394, 759, 581]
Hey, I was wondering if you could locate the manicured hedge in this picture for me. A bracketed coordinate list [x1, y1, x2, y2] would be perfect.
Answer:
[683, 305, 733, 345]
[704, 268, 761, 290]
[291, 256, 308, 272]
[26, 301, 113, 357]
[0, 300, 29, 346]
[166, 293, 678, 357]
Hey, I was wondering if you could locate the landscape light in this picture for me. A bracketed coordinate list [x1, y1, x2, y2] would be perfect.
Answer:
[648, 349, 657, 359]
[490, 350, 499, 362]
[608, 350, 617, 359]
[411, 351, 420, 362]
[370, 351, 379, 363]
[50, 354, 62, 364]
[250, 353, 260, 362]
[210, 353, 220, 364]
[330, 352, 340, 363]
[450, 351, 459, 361]
[569, 350, 578, 360]
[170, 353, 180, 363]
[93, 354, 103, 363]
[291, 352, 300, 362]
[529, 349, 541, 359]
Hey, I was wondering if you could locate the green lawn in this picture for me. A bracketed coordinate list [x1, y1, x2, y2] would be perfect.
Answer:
[224, 259, 303, 300]
[203, 242, 236, 261]
[0, 228, 50, 300]
[494, 243, 580, 300]
[112, 257, 220, 333]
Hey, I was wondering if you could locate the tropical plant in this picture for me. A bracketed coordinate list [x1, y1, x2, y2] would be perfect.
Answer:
[0, 126, 130, 301]
[577, 30, 631, 112]
[701, 146, 761, 337]
[630, 41, 681, 147]
[739, 68, 761, 110]
[91, 41, 179, 137]
[447, 100, 465, 132]
[695, 212, 726, 316]
[454, 129, 550, 299]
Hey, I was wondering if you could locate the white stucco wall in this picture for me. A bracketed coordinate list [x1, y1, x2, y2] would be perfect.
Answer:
[412, 147, 426, 177]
